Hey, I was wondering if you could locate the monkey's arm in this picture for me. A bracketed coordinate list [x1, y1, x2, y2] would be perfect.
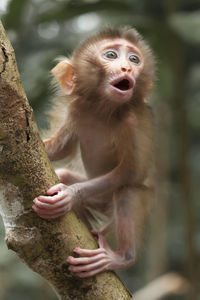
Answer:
[33, 108, 154, 218]
[69, 163, 127, 199]
[32, 162, 128, 219]
[44, 126, 78, 161]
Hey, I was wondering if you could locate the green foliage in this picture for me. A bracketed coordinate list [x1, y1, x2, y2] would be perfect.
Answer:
[169, 11, 200, 44]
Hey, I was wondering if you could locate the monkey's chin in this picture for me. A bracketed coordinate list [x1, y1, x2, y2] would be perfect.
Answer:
[108, 86, 133, 103]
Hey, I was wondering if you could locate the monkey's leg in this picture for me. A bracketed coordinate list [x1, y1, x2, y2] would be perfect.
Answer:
[55, 168, 86, 185]
[115, 187, 150, 261]
[67, 186, 154, 278]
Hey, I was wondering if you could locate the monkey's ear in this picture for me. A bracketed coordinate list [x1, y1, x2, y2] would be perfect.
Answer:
[51, 60, 75, 95]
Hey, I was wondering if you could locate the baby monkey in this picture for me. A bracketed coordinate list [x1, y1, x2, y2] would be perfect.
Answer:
[33, 27, 155, 278]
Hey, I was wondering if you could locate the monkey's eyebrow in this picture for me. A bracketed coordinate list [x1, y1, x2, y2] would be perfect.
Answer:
[103, 43, 141, 56]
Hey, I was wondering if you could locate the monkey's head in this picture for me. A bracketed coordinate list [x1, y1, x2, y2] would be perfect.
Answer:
[51, 27, 155, 108]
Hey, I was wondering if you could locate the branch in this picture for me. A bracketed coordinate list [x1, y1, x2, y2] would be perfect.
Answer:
[0, 19, 131, 300]
[134, 273, 190, 300]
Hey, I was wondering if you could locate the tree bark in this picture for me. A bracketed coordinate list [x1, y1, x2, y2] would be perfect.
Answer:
[0, 20, 131, 300]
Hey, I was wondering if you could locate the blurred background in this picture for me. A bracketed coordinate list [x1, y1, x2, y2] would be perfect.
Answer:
[0, 0, 200, 299]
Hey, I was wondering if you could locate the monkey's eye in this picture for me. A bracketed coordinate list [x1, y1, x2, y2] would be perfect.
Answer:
[104, 51, 118, 59]
[129, 55, 140, 64]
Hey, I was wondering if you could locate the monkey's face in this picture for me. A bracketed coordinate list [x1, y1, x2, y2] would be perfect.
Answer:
[52, 33, 154, 108]
[97, 38, 144, 103]
[72, 38, 145, 105]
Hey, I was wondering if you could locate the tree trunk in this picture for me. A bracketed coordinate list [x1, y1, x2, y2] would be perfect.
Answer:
[0, 20, 131, 300]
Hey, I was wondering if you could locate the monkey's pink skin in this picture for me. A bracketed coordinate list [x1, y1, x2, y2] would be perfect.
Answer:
[66, 233, 134, 278]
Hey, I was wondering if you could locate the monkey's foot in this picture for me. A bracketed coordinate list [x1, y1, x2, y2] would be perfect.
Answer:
[66, 233, 131, 278]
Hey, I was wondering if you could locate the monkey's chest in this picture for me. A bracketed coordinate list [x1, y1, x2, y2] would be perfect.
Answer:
[78, 128, 117, 177]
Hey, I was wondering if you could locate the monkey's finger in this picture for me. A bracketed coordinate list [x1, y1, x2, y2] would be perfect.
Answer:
[37, 193, 64, 204]
[76, 265, 107, 278]
[36, 213, 65, 219]
[73, 247, 106, 257]
[67, 253, 106, 265]
[37, 212, 68, 219]
[68, 258, 107, 273]
[33, 198, 68, 210]
[32, 205, 66, 215]
[32, 205, 69, 217]
[46, 183, 65, 195]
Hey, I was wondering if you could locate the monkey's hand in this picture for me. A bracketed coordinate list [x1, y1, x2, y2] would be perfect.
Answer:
[67, 233, 134, 278]
[32, 183, 77, 219]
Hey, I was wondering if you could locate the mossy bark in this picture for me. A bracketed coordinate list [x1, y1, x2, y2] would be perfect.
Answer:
[0, 20, 131, 299]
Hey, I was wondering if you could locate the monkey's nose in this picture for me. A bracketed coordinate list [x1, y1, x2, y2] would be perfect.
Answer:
[121, 66, 131, 73]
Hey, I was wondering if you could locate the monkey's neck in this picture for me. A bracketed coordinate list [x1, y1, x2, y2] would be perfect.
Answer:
[69, 96, 145, 125]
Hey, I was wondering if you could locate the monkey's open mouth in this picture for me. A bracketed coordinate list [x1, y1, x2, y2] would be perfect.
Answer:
[114, 79, 131, 91]
[111, 76, 133, 93]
